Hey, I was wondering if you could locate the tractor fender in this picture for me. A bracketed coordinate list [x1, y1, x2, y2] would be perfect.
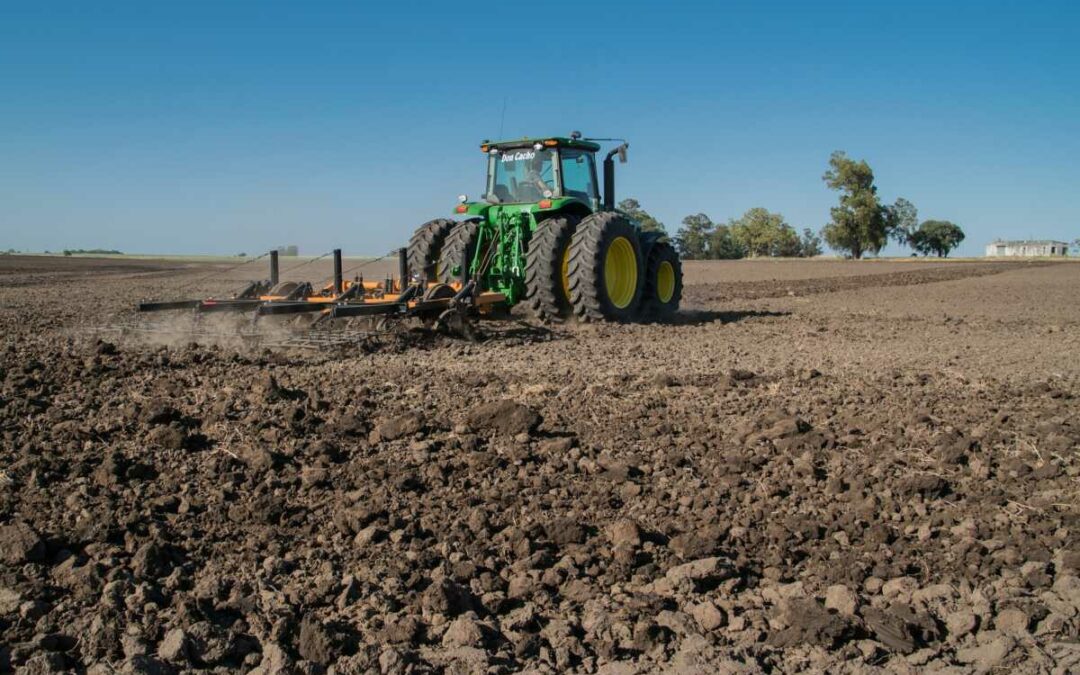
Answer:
[637, 230, 668, 261]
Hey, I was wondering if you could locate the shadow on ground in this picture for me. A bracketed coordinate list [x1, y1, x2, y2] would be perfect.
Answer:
[472, 320, 560, 344]
[659, 309, 792, 326]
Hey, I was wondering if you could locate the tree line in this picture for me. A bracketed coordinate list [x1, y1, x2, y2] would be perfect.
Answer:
[620, 150, 967, 259]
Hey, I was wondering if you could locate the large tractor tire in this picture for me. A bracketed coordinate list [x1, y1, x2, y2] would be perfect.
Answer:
[567, 212, 644, 322]
[437, 219, 482, 285]
[407, 219, 456, 281]
[525, 215, 580, 321]
[642, 241, 683, 318]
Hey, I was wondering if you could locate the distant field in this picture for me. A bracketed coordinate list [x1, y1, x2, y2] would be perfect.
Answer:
[4, 252, 382, 263]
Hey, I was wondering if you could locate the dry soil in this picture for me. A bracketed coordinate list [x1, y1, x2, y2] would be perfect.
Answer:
[1, 255, 1078, 674]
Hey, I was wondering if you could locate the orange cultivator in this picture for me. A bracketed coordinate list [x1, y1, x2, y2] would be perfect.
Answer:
[129, 249, 506, 346]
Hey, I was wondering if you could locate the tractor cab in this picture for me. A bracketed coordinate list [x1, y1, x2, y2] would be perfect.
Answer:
[481, 137, 603, 210]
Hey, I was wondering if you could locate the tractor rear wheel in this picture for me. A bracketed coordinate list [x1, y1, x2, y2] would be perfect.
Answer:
[525, 215, 580, 321]
[642, 241, 683, 318]
[567, 212, 644, 322]
[407, 219, 456, 281]
[437, 220, 482, 286]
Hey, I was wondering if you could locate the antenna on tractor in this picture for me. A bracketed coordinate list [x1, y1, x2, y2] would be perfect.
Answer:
[585, 137, 629, 145]
[498, 97, 508, 138]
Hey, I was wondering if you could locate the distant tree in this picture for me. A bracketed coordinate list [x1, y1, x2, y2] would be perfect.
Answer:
[821, 151, 888, 259]
[57, 248, 123, 256]
[729, 207, 802, 257]
[237, 252, 247, 257]
[675, 213, 714, 260]
[709, 223, 746, 259]
[799, 228, 823, 257]
[618, 198, 666, 234]
[910, 220, 965, 257]
[731, 208, 781, 257]
[775, 227, 803, 257]
[884, 197, 919, 248]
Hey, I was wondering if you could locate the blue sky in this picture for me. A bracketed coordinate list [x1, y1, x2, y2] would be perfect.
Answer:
[1, 0, 1077, 257]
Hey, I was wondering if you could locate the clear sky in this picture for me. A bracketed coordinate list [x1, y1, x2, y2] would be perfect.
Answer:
[2, 1, 1077, 257]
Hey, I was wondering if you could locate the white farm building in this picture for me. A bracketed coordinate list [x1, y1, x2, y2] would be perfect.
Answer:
[985, 240, 1069, 257]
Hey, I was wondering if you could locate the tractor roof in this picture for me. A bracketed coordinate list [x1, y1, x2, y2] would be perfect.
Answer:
[481, 136, 602, 152]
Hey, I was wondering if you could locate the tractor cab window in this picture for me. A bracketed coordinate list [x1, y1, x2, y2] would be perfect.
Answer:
[488, 148, 555, 203]
[560, 149, 598, 204]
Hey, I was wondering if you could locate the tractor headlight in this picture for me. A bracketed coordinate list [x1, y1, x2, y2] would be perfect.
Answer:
[458, 194, 468, 203]
[533, 142, 543, 151]
[542, 189, 553, 198]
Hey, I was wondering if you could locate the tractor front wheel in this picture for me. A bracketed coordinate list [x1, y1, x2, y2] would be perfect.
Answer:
[567, 212, 644, 322]
[437, 220, 482, 286]
[525, 215, 579, 321]
[642, 241, 683, 318]
[407, 219, 456, 282]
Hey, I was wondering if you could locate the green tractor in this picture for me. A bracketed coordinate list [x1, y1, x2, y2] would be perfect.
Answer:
[407, 132, 682, 322]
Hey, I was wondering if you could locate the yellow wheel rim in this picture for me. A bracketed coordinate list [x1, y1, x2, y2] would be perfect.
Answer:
[604, 236, 637, 309]
[560, 244, 571, 302]
[656, 260, 675, 303]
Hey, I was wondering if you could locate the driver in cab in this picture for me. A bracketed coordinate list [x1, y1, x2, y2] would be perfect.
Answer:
[524, 153, 553, 198]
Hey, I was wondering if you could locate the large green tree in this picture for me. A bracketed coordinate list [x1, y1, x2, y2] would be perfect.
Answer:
[884, 197, 919, 248]
[675, 213, 714, 259]
[910, 220, 965, 257]
[618, 198, 666, 234]
[709, 223, 746, 259]
[821, 151, 888, 259]
[730, 208, 780, 256]
[774, 226, 803, 257]
[729, 207, 803, 257]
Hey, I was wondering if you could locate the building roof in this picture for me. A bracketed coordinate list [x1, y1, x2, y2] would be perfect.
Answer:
[987, 239, 1068, 246]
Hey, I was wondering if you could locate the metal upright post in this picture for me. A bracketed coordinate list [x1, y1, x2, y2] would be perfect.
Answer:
[333, 249, 343, 293]
[270, 250, 280, 286]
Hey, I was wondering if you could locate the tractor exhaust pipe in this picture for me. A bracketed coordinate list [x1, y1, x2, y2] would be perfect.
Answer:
[398, 247, 408, 291]
[270, 250, 279, 286]
[333, 248, 343, 293]
[602, 143, 629, 211]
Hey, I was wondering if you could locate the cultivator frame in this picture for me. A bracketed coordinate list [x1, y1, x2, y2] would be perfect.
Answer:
[130, 249, 506, 346]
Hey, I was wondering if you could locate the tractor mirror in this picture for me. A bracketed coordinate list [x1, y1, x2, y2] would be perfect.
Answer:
[617, 145, 628, 163]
